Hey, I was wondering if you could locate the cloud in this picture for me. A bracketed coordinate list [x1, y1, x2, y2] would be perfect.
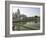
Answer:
[13, 7, 40, 17]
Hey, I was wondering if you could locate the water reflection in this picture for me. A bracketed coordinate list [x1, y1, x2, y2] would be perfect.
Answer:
[12, 21, 40, 31]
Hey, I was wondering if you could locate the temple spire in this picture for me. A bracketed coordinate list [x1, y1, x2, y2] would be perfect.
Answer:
[17, 9, 20, 14]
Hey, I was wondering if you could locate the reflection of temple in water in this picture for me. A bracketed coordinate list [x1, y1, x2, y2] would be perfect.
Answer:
[12, 9, 40, 31]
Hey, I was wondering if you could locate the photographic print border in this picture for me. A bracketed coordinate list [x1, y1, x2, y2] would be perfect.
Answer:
[5, 1, 45, 37]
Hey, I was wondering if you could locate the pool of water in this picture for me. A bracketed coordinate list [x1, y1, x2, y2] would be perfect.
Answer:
[12, 21, 40, 31]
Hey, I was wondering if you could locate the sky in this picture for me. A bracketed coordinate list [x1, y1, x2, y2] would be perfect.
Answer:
[13, 7, 40, 17]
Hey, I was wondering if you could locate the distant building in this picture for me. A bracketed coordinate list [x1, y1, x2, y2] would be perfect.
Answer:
[12, 9, 40, 22]
[12, 9, 27, 22]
